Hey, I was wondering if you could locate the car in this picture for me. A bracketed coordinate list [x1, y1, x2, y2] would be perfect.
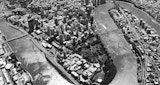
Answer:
[2, 69, 13, 85]
[5, 63, 14, 70]
[71, 71, 79, 79]
[0, 48, 5, 56]
[41, 41, 52, 49]
[154, 79, 159, 85]
[35, 29, 42, 35]
[137, 75, 142, 83]
[93, 78, 103, 85]
[0, 58, 6, 68]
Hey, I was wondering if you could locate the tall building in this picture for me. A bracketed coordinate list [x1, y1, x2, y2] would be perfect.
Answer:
[100, 0, 106, 5]
[92, 0, 106, 7]
[46, 27, 55, 36]
[82, 0, 91, 5]
[92, 0, 98, 7]
[85, 0, 90, 5]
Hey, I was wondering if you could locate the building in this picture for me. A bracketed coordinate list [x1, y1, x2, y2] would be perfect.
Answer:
[92, 0, 106, 7]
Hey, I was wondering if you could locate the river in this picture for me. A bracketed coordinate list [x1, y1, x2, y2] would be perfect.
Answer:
[1, 1, 159, 85]
[108, 1, 160, 85]
[94, 2, 138, 85]
[93, 1, 160, 85]
[117, 1, 160, 34]
[0, 20, 73, 85]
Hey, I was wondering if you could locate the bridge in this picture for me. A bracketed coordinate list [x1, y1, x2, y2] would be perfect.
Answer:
[6, 34, 28, 42]
[7, 21, 80, 85]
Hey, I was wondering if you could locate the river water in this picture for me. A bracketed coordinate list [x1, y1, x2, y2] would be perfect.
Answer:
[94, 3, 138, 85]
[0, 20, 73, 85]
[109, 1, 160, 85]
[94, 1, 160, 85]
[1, 1, 159, 85]
[117, 1, 160, 34]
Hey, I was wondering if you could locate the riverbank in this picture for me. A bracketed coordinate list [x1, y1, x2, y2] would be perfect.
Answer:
[7, 21, 76, 85]
[117, 1, 160, 34]
[0, 19, 73, 85]
[93, 2, 138, 85]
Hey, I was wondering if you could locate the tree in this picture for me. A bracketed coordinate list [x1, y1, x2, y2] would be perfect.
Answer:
[85, 0, 89, 5]
[18, 0, 32, 8]
[101, 62, 117, 85]
[28, 19, 35, 34]
[65, 34, 71, 41]
[72, 38, 76, 46]
[55, 19, 58, 26]
[75, 30, 79, 37]
[100, 0, 106, 5]
[59, 34, 63, 45]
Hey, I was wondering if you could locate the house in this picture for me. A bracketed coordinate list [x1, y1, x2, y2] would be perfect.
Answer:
[0, 45, 5, 56]
[0, 58, 6, 68]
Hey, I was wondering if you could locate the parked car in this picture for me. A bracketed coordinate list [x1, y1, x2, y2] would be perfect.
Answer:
[0, 58, 6, 68]
[41, 41, 52, 49]
[35, 29, 42, 35]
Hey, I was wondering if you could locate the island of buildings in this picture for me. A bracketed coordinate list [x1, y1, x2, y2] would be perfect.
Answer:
[117, 0, 160, 24]
[109, 5, 160, 85]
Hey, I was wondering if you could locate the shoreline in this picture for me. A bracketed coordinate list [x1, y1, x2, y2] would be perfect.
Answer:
[117, 1, 160, 27]
[46, 57, 74, 84]
[94, 1, 140, 85]
[2, 19, 75, 85]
